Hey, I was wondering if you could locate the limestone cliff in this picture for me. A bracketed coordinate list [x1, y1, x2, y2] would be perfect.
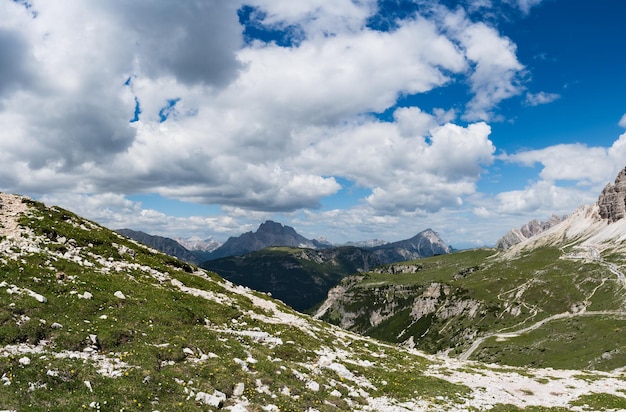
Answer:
[598, 166, 626, 222]
[495, 214, 565, 249]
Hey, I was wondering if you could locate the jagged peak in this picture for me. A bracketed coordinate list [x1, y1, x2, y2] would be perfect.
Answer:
[597, 166, 626, 223]
[495, 214, 567, 250]
[257, 220, 298, 236]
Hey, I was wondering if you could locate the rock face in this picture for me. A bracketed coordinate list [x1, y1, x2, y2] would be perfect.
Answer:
[205, 220, 331, 260]
[598, 166, 626, 222]
[314, 279, 482, 352]
[495, 215, 565, 249]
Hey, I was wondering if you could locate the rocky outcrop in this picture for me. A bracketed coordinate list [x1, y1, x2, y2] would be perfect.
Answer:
[372, 264, 423, 274]
[598, 166, 626, 222]
[315, 279, 483, 352]
[495, 215, 565, 249]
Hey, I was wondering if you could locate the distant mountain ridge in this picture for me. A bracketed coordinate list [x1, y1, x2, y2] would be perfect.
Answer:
[174, 235, 222, 253]
[204, 220, 332, 260]
[116, 228, 206, 264]
[370, 228, 451, 261]
[202, 228, 451, 312]
[342, 239, 389, 248]
[495, 215, 566, 249]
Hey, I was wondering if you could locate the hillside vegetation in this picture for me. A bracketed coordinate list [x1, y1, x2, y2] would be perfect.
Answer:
[0, 193, 624, 411]
[201, 246, 384, 312]
[315, 243, 626, 371]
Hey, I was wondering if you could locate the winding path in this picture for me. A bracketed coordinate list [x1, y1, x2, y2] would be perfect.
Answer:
[459, 310, 626, 361]
[459, 246, 626, 361]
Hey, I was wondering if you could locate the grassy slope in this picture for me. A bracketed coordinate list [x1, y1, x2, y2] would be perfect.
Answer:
[319, 247, 626, 371]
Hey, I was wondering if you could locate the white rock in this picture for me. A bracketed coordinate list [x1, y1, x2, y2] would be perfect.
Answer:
[84, 380, 93, 392]
[78, 291, 93, 299]
[18, 356, 30, 366]
[330, 389, 342, 397]
[51, 322, 63, 329]
[229, 404, 249, 412]
[233, 382, 245, 397]
[195, 390, 226, 407]
[114, 291, 126, 299]
[306, 380, 320, 392]
[28, 291, 47, 303]
[183, 348, 195, 355]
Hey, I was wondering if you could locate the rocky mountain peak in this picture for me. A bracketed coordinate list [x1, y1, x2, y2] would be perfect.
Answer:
[598, 166, 626, 222]
[205, 220, 329, 260]
[257, 220, 298, 236]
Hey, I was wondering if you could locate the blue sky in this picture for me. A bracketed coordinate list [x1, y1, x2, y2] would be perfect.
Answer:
[2, 0, 626, 248]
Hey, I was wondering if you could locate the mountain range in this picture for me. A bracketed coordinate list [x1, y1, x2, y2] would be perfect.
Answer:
[202, 228, 451, 311]
[200, 246, 384, 312]
[174, 235, 222, 253]
[119, 222, 451, 312]
[115, 228, 210, 264]
[201, 227, 453, 313]
[0, 193, 624, 410]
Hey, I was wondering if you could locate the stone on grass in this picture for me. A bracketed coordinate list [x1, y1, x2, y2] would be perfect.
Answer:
[195, 390, 226, 407]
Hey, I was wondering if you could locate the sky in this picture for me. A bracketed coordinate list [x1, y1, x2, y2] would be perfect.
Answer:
[2, 0, 626, 249]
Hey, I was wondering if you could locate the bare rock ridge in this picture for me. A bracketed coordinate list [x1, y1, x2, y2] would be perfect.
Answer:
[598, 166, 626, 222]
[495, 215, 565, 249]
[496, 165, 626, 250]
